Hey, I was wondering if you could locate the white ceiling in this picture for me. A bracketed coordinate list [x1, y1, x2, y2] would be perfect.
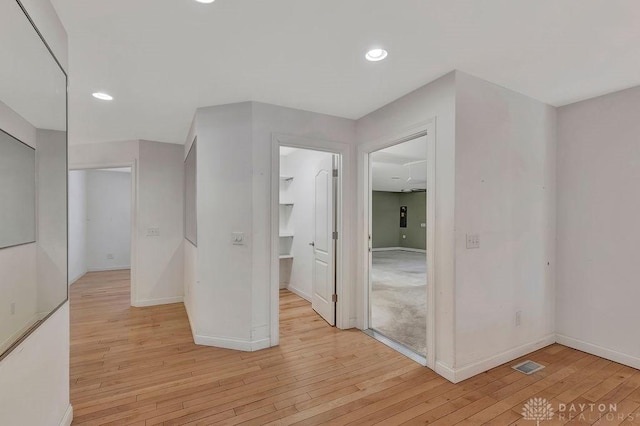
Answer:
[371, 136, 427, 192]
[51, 0, 640, 145]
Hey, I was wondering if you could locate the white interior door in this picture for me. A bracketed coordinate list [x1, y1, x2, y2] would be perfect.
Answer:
[311, 155, 336, 325]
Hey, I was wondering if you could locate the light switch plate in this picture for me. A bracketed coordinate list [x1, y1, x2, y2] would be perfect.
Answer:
[232, 232, 245, 245]
[466, 233, 480, 249]
[147, 227, 160, 237]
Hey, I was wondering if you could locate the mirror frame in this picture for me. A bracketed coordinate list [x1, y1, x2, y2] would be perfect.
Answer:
[0, 0, 68, 362]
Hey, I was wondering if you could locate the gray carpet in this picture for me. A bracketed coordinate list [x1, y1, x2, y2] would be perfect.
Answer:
[371, 250, 427, 356]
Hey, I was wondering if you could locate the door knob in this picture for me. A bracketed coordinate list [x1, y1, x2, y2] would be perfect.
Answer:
[309, 242, 315, 247]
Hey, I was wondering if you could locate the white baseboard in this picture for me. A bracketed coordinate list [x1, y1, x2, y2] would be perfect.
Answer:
[88, 266, 131, 272]
[286, 285, 312, 302]
[372, 247, 426, 253]
[134, 296, 184, 307]
[437, 334, 556, 383]
[556, 334, 640, 370]
[435, 361, 457, 383]
[59, 405, 73, 426]
[348, 317, 358, 329]
[68, 270, 87, 286]
[194, 334, 271, 352]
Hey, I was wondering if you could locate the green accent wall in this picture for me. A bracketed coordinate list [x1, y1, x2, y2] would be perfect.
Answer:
[372, 191, 400, 248]
[372, 191, 426, 250]
[399, 191, 426, 250]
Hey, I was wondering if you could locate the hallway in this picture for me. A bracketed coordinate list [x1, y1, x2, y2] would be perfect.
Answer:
[69, 270, 420, 424]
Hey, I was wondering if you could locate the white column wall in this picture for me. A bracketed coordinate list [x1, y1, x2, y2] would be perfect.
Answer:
[187, 101, 356, 349]
[453, 71, 557, 379]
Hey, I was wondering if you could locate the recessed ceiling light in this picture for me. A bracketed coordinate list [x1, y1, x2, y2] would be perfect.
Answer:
[365, 48, 388, 62]
[92, 92, 113, 101]
[195, 0, 215, 3]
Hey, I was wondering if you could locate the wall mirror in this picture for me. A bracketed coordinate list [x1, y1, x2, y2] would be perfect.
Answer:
[0, 0, 68, 359]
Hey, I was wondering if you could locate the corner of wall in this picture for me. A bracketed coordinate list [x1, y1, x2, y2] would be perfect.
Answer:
[452, 70, 558, 374]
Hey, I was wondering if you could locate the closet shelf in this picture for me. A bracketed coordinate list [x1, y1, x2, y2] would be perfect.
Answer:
[279, 254, 294, 259]
[280, 202, 294, 206]
[280, 176, 294, 181]
[279, 233, 294, 238]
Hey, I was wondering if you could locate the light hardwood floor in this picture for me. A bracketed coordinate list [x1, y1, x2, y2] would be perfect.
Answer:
[70, 270, 640, 425]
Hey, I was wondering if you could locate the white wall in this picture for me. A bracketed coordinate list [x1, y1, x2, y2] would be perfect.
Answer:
[68, 170, 87, 284]
[0, 0, 71, 423]
[356, 72, 457, 371]
[86, 170, 131, 271]
[0, 244, 37, 354]
[0, 303, 70, 426]
[453, 72, 557, 378]
[137, 140, 184, 305]
[280, 149, 334, 301]
[556, 86, 640, 369]
[69, 140, 139, 166]
[69, 140, 184, 307]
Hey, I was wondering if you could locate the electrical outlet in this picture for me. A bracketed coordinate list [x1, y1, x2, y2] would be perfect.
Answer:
[516, 311, 522, 327]
[420, 223, 426, 228]
[107, 253, 114, 260]
[146, 227, 160, 237]
[402, 234, 406, 239]
[10, 302, 15, 315]
[232, 232, 245, 245]
[466, 233, 480, 249]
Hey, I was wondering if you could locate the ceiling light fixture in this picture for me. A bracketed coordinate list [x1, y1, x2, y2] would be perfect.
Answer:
[365, 48, 388, 62]
[194, 0, 215, 3]
[92, 92, 113, 101]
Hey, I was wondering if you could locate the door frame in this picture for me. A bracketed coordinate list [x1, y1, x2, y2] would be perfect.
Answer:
[358, 119, 437, 369]
[68, 161, 138, 307]
[270, 133, 350, 346]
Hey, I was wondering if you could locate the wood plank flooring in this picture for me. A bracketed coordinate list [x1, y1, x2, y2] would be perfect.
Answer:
[70, 270, 640, 425]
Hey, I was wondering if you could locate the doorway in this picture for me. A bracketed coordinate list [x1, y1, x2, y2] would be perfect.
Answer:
[367, 136, 427, 362]
[361, 124, 436, 367]
[68, 165, 136, 305]
[278, 146, 338, 325]
[270, 134, 349, 346]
